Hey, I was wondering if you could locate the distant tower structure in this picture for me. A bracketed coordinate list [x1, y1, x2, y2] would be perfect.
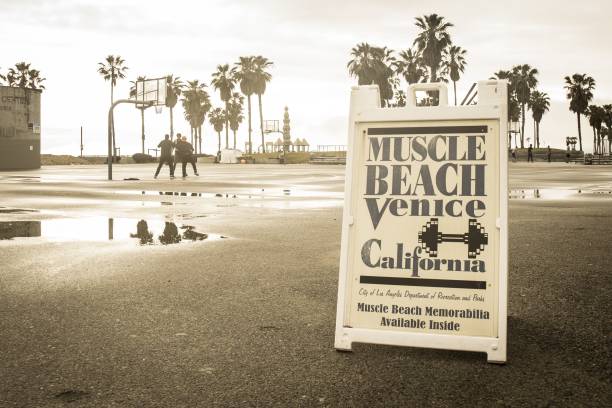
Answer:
[283, 106, 291, 152]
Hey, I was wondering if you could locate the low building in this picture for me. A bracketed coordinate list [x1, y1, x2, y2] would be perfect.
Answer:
[0, 86, 41, 170]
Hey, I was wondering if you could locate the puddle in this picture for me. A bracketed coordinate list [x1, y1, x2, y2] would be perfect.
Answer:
[509, 188, 612, 200]
[0, 207, 38, 214]
[0, 217, 225, 245]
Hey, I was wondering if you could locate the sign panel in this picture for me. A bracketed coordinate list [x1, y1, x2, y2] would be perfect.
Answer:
[335, 82, 508, 363]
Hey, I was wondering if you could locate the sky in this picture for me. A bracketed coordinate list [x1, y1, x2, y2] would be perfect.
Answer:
[1, 0, 611, 155]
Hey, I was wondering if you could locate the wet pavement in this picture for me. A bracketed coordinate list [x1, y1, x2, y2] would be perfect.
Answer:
[1, 162, 611, 407]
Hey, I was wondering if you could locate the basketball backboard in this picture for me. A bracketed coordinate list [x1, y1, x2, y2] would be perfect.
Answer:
[263, 120, 279, 133]
[134, 77, 167, 107]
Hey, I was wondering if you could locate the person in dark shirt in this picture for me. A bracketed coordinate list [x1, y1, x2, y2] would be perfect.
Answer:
[154, 134, 175, 179]
[547, 146, 552, 162]
[179, 135, 199, 177]
[527, 144, 534, 162]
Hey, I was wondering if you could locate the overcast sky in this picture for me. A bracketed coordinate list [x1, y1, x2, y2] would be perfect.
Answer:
[2, 0, 611, 155]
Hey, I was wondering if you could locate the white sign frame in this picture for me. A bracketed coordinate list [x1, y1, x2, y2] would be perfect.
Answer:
[335, 81, 508, 363]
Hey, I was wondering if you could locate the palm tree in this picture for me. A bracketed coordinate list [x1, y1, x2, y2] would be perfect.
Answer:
[6, 62, 31, 88]
[395, 48, 428, 85]
[528, 91, 550, 148]
[211, 64, 237, 150]
[227, 92, 244, 149]
[413, 14, 453, 82]
[4, 63, 46, 89]
[97, 55, 128, 105]
[129, 76, 150, 154]
[209, 107, 226, 156]
[97, 55, 128, 153]
[253, 56, 273, 153]
[347, 44, 396, 106]
[443, 46, 467, 105]
[181, 80, 211, 153]
[491, 70, 521, 147]
[165, 75, 183, 140]
[512, 64, 538, 148]
[602, 105, 612, 154]
[587, 105, 604, 154]
[564, 74, 596, 152]
[234, 56, 257, 154]
[348, 42, 382, 85]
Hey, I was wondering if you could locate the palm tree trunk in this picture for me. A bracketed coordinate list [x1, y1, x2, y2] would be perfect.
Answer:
[577, 113, 583, 152]
[233, 129, 236, 149]
[141, 108, 145, 154]
[453, 81, 457, 106]
[170, 107, 174, 140]
[199, 126, 203, 154]
[247, 95, 252, 154]
[258, 93, 265, 153]
[593, 127, 597, 154]
[217, 131, 221, 154]
[520, 104, 525, 148]
[225, 102, 229, 150]
[110, 83, 116, 158]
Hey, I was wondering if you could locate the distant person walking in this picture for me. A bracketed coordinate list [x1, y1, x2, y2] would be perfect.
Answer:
[527, 144, 534, 162]
[547, 146, 552, 162]
[511, 148, 517, 162]
[154, 134, 175, 179]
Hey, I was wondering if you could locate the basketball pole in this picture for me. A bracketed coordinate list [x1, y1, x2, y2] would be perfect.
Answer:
[107, 99, 153, 180]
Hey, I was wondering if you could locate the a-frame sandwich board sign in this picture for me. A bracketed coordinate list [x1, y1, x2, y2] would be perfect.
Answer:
[334, 81, 508, 363]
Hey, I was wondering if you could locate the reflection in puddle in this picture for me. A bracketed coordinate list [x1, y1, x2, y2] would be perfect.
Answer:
[509, 188, 612, 200]
[0, 217, 224, 245]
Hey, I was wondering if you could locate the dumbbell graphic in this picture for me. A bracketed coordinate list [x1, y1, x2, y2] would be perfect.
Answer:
[417, 218, 488, 259]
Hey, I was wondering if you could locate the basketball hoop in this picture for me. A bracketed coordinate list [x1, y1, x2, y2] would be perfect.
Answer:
[155, 105, 163, 114]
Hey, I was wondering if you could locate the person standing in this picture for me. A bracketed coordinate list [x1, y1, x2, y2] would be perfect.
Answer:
[527, 144, 534, 162]
[154, 134, 175, 179]
[547, 146, 552, 162]
[182, 135, 199, 176]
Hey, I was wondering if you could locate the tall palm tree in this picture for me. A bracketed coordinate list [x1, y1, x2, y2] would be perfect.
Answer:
[209, 107, 226, 156]
[227, 92, 244, 149]
[564, 73, 596, 152]
[413, 14, 453, 82]
[587, 105, 604, 154]
[528, 91, 550, 148]
[181, 80, 211, 153]
[253, 56, 273, 153]
[234, 56, 257, 154]
[443, 45, 467, 105]
[512, 64, 538, 148]
[97, 55, 128, 105]
[347, 44, 396, 106]
[211, 64, 236, 150]
[165, 75, 183, 140]
[491, 70, 520, 147]
[602, 104, 612, 154]
[129, 76, 151, 154]
[395, 48, 428, 85]
[348, 42, 382, 86]
[97, 55, 128, 153]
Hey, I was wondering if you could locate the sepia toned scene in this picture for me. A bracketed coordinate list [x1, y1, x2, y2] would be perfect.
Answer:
[1, 1, 611, 407]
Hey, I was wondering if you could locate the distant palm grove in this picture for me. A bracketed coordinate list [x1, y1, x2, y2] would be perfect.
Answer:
[347, 13, 610, 154]
[95, 54, 273, 155]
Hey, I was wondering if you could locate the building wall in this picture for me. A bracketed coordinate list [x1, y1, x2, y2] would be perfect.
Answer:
[0, 86, 41, 170]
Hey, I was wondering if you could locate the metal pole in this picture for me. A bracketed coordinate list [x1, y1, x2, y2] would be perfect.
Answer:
[80, 126, 83, 157]
[108, 99, 153, 180]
